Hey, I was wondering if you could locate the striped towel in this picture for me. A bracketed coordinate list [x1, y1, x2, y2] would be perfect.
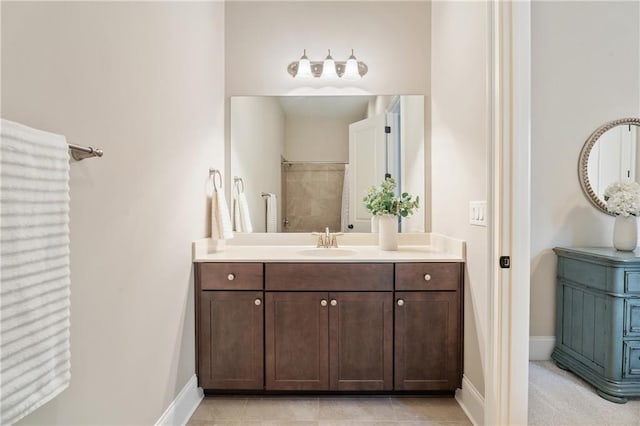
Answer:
[1, 119, 71, 425]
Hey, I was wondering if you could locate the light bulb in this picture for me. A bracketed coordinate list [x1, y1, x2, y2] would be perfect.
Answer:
[342, 49, 361, 81]
[295, 49, 313, 80]
[321, 49, 338, 80]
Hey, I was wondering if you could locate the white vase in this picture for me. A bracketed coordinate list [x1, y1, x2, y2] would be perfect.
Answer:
[613, 215, 638, 251]
[378, 214, 398, 251]
[371, 216, 379, 233]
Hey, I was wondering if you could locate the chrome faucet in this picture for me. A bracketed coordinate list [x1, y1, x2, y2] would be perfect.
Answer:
[312, 228, 343, 248]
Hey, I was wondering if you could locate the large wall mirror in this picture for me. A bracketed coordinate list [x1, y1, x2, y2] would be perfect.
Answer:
[579, 118, 640, 215]
[230, 95, 426, 233]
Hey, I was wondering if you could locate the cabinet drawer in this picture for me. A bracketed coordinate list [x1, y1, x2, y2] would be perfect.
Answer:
[198, 263, 263, 290]
[624, 299, 640, 337]
[265, 263, 393, 291]
[623, 341, 640, 378]
[626, 272, 640, 293]
[395, 263, 461, 291]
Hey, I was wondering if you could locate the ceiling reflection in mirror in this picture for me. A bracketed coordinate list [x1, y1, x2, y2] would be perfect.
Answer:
[579, 118, 640, 215]
[230, 95, 425, 233]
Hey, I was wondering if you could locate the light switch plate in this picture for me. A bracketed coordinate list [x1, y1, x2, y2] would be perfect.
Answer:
[469, 201, 487, 227]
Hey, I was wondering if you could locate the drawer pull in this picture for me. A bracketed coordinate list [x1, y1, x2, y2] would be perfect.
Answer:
[254, 299, 262, 306]
[397, 299, 405, 307]
[320, 299, 328, 307]
[424, 274, 432, 281]
[330, 299, 338, 306]
[227, 273, 235, 281]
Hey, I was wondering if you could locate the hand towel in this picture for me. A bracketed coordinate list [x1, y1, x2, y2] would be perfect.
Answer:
[232, 190, 242, 232]
[1, 119, 71, 426]
[266, 193, 278, 233]
[237, 192, 253, 233]
[211, 171, 233, 240]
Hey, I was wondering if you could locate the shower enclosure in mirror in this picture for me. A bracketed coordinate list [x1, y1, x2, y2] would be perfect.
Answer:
[230, 95, 425, 233]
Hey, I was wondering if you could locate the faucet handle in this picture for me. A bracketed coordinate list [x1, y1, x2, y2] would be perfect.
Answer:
[330, 232, 343, 248]
[311, 232, 325, 248]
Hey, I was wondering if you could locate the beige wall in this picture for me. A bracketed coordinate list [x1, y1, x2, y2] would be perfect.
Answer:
[225, 1, 430, 96]
[531, 1, 640, 337]
[2, 2, 225, 424]
[431, 1, 489, 396]
[284, 115, 358, 162]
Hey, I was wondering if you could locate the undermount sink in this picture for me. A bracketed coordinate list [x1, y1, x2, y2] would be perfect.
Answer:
[298, 248, 358, 257]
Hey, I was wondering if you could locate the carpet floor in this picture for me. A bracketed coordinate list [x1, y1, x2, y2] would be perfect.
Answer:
[529, 361, 640, 425]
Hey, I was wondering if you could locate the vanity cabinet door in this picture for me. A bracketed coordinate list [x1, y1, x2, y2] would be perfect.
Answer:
[265, 292, 329, 390]
[329, 292, 393, 391]
[198, 291, 264, 390]
[394, 291, 461, 390]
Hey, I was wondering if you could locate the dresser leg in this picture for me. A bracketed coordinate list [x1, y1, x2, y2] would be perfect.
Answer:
[596, 389, 628, 404]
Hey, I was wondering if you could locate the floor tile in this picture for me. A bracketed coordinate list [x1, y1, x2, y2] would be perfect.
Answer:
[318, 397, 396, 421]
[188, 397, 248, 422]
[244, 397, 319, 421]
[390, 398, 470, 423]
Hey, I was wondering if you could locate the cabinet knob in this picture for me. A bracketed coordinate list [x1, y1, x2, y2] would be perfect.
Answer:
[330, 299, 338, 306]
[320, 299, 328, 307]
[254, 299, 262, 306]
[424, 274, 432, 281]
[227, 273, 235, 281]
[397, 299, 405, 307]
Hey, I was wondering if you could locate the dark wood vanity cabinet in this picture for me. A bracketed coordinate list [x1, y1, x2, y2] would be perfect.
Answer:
[196, 261, 462, 394]
[265, 264, 394, 391]
[195, 263, 264, 390]
[394, 263, 463, 391]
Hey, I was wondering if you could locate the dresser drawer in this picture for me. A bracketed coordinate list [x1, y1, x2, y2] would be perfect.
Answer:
[626, 271, 640, 293]
[623, 341, 640, 378]
[624, 299, 640, 337]
[395, 263, 461, 291]
[265, 263, 393, 291]
[198, 263, 263, 290]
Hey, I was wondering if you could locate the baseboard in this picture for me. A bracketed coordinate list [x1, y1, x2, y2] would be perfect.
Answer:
[529, 336, 556, 361]
[455, 375, 484, 426]
[155, 374, 204, 426]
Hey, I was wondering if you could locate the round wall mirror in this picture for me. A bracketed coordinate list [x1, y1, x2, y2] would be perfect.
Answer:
[579, 118, 640, 215]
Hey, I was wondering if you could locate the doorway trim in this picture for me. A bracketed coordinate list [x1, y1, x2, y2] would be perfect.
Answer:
[485, 0, 531, 425]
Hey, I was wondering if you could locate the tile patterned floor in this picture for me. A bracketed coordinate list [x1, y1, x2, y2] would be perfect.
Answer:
[187, 396, 472, 425]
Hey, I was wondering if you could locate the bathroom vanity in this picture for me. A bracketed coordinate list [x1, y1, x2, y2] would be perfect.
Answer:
[192, 234, 464, 395]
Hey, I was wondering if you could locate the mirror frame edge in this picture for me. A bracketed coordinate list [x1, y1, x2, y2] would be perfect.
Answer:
[578, 117, 640, 216]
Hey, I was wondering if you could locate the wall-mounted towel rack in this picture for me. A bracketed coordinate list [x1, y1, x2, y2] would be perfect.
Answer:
[68, 143, 103, 161]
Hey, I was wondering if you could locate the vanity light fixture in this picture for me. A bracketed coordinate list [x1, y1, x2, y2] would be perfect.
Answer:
[295, 49, 313, 80]
[321, 50, 338, 80]
[288, 49, 368, 80]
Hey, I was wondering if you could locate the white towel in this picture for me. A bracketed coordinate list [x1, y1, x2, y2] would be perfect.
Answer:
[266, 193, 278, 233]
[211, 173, 233, 240]
[237, 192, 253, 233]
[232, 192, 242, 232]
[232, 179, 253, 233]
[1, 119, 71, 426]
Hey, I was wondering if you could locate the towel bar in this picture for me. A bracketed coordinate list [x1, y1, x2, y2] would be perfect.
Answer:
[68, 143, 103, 161]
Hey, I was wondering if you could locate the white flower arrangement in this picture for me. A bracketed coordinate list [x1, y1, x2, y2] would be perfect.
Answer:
[603, 181, 640, 217]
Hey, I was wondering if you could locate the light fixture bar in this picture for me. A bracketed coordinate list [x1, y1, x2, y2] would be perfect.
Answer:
[287, 60, 368, 79]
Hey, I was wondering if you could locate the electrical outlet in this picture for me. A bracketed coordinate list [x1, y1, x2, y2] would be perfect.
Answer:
[469, 201, 487, 226]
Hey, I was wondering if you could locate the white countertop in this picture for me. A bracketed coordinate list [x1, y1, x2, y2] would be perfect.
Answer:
[192, 233, 465, 263]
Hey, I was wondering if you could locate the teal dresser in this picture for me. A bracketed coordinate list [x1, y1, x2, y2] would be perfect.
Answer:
[553, 247, 640, 403]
